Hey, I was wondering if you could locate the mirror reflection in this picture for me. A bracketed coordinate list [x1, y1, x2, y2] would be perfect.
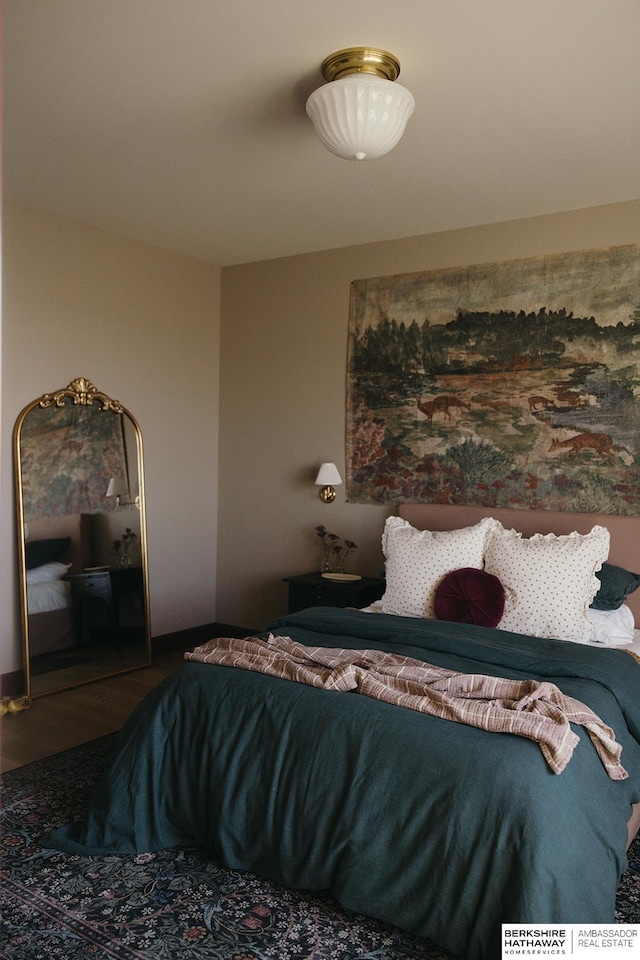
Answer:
[14, 378, 151, 697]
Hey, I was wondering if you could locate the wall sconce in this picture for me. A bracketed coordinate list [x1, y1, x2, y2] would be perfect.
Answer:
[106, 477, 140, 509]
[306, 47, 415, 161]
[315, 463, 342, 503]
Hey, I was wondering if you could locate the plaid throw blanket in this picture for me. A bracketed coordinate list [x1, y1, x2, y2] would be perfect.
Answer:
[186, 634, 627, 779]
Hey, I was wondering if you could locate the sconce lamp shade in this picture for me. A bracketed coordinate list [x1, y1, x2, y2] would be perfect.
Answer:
[315, 462, 342, 503]
[306, 47, 415, 161]
[106, 476, 140, 508]
[106, 477, 127, 499]
[315, 463, 343, 487]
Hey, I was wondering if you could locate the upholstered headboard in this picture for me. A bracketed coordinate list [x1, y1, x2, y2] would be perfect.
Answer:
[26, 513, 92, 574]
[399, 504, 640, 625]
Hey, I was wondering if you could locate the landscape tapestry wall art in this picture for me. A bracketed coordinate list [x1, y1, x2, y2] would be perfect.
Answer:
[20, 403, 128, 521]
[346, 244, 640, 514]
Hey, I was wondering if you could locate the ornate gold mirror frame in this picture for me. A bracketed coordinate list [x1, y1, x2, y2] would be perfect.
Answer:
[13, 377, 152, 699]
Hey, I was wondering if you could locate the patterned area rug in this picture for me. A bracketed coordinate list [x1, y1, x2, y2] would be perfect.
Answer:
[1, 735, 640, 960]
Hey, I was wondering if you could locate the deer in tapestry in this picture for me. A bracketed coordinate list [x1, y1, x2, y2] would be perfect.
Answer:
[417, 395, 471, 422]
[549, 432, 616, 463]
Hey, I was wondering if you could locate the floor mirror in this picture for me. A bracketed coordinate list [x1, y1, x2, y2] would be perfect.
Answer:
[13, 377, 152, 698]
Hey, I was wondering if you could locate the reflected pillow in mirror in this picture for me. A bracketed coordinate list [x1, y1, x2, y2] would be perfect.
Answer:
[25, 537, 70, 570]
[434, 567, 505, 628]
[26, 561, 72, 584]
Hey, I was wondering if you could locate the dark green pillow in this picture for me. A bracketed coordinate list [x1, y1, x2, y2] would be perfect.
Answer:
[590, 561, 640, 611]
[25, 537, 71, 570]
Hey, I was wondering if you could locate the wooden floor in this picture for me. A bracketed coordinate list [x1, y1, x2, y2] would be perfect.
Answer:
[0, 649, 187, 773]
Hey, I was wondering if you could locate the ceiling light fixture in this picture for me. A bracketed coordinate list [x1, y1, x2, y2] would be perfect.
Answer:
[306, 47, 415, 161]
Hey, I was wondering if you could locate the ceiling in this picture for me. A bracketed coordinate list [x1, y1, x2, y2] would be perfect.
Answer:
[5, 0, 640, 267]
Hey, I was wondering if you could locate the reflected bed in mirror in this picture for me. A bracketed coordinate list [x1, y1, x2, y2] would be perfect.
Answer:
[13, 377, 151, 698]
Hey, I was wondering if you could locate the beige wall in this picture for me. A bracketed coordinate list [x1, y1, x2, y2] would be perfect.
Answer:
[1, 201, 221, 675]
[3, 198, 639, 675]
[218, 199, 640, 629]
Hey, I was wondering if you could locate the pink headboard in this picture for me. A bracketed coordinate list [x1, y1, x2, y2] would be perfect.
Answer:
[26, 513, 92, 574]
[399, 504, 640, 625]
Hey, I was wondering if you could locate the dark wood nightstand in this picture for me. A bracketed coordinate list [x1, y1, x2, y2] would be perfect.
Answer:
[66, 567, 146, 646]
[110, 566, 144, 616]
[283, 572, 385, 614]
[66, 571, 115, 645]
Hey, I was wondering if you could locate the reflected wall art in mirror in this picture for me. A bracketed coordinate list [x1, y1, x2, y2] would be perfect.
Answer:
[13, 377, 152, 698]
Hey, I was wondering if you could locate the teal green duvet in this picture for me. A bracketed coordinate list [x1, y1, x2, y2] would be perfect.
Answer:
[43, 607, 640, 959]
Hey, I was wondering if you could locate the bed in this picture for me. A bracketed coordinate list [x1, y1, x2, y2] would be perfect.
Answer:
[42, 507, 640, 960]
[25, 513, 91, 658]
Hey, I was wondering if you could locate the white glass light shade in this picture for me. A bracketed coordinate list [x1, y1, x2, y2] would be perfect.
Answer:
[306, 74, 415, 161]
[106, 477, 127, 498]
[315, 463, 343, 486]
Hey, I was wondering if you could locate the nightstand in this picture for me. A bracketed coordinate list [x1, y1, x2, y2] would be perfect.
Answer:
[110, 565, 145, 630]
[283, 572, 385, 614]
[66, 571, 115, 646]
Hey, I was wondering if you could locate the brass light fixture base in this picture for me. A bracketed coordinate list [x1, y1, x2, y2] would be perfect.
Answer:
[319, 485, 337, 503]
[321, 47, 401, 83]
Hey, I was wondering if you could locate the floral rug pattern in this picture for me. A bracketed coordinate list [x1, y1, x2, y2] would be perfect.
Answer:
[0, 735, 447, 959]
[2, 734, 640, 959]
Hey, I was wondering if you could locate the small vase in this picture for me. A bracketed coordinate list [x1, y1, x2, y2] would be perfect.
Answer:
[320, 554, 331, 574]
[119, 552, 132, 568]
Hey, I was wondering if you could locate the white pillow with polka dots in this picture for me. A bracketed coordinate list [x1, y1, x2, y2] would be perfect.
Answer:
[380, 516, 500, 619]
[484, 524, 610, 644]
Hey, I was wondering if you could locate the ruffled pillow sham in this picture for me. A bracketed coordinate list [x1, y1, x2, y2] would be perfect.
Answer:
[380, 516, 499, 619]
[484, 524, 610, 644]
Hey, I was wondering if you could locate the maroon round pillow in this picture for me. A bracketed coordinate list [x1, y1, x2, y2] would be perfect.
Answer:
[434, 567, 505, 628]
